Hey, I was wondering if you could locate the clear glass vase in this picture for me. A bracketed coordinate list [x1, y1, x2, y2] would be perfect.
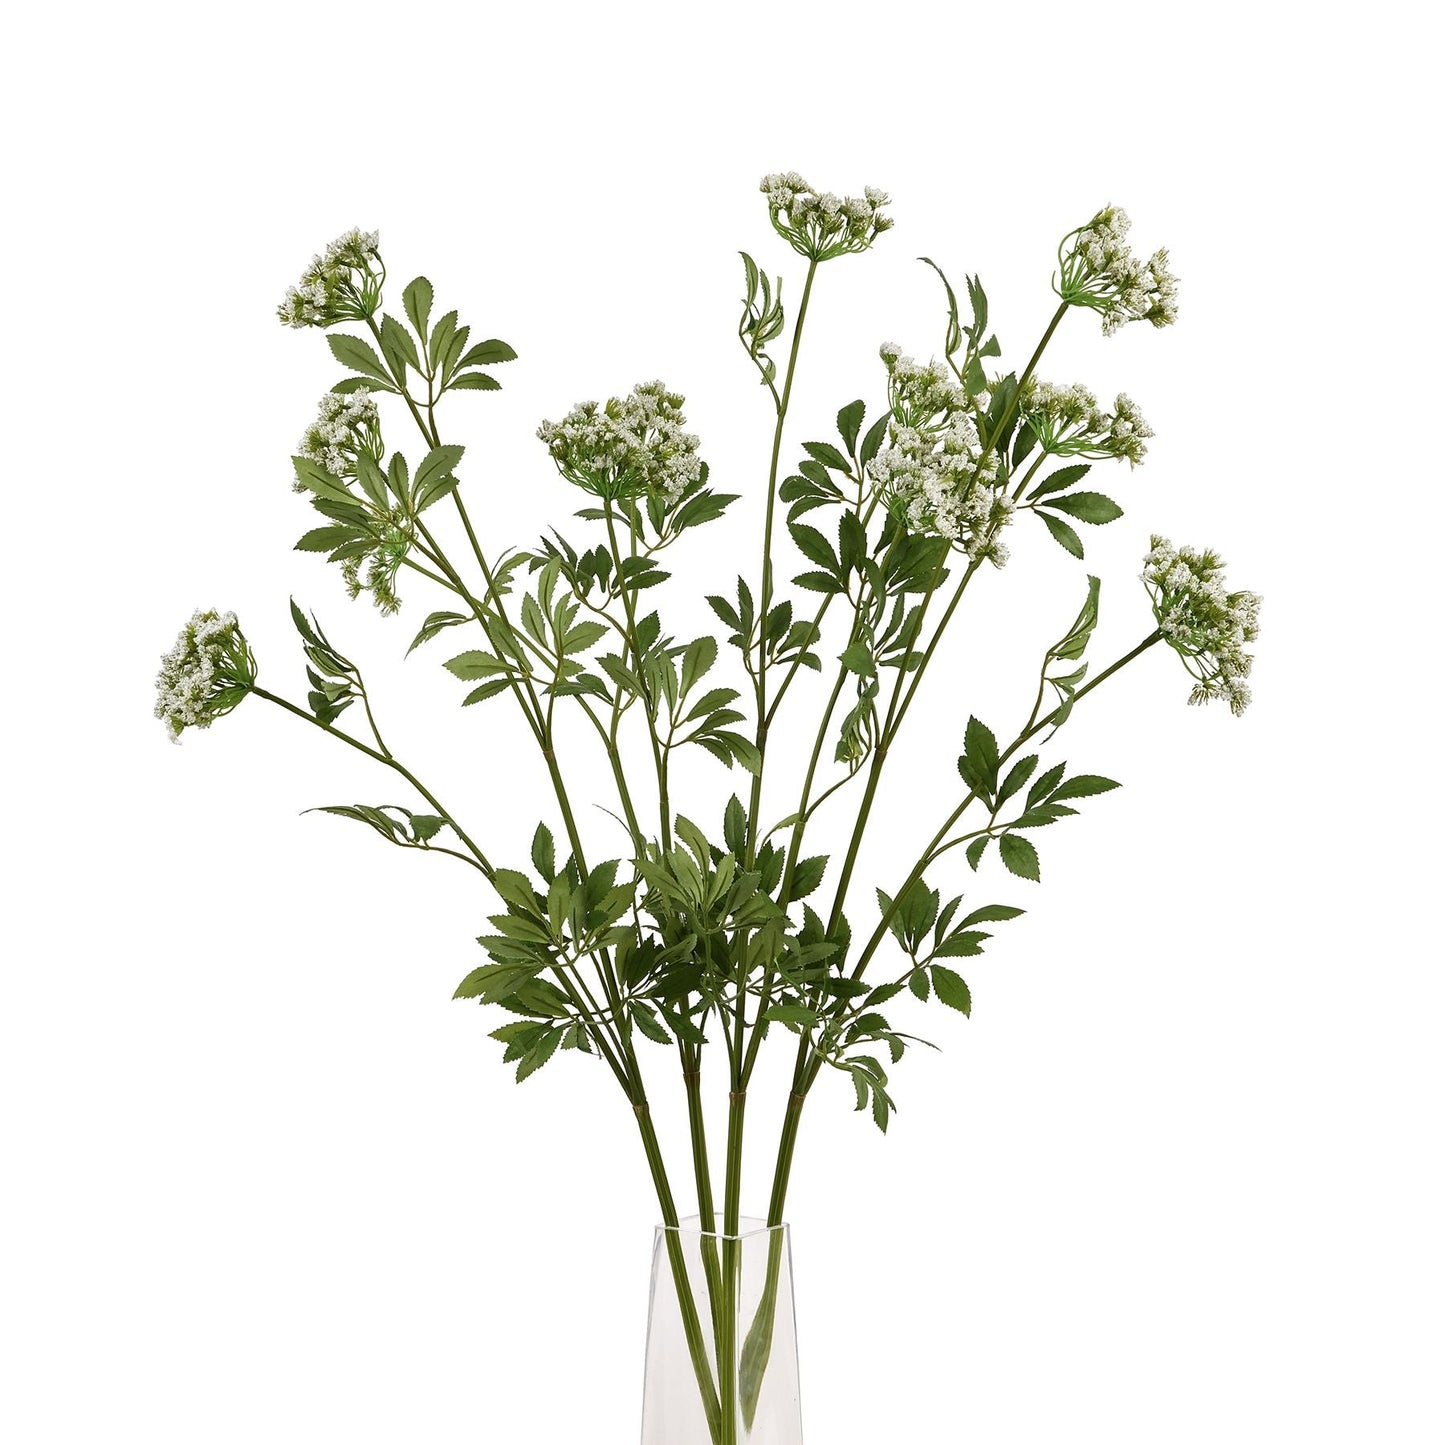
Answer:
[641, 1217, 802, 1445]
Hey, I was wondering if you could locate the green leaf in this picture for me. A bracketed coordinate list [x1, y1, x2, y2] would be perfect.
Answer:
[403, 277, 433, 339]
[762, 1004, 818, 1026]
[1028, 463, 1091, 500]
[860, 414, 891, 466]
[966, 836, 989, 872]
[790, 855, 827, 901]
[960, 903, 1025, 926]
[789, 523, 839, 571]
[295, 525, 365, 553]
[632, 1005, 671, 1045]
[933, 931, 989, 958]
[999, 834, 1040, 881]
[411, 815, 445, 842]
[839, 642, 876, 679]
[330, 374, 396, 396]
[723, 795, 748, 857]
[932, 966, 973, 1016]
[792, 570, 844, 595]
[407, 610, 468, 655]
[837, 400, 865, 453]
[445, 650, 509, 680]
[349, 452, 385, 508]
[531, 823, 556, 882]
[1043, 492, 1124, 525]
[997, 754, 1039, 804]
[1051, 774, 1121, 801]
[803, 440, 850, 473]
[1040, 511, 1085, 559]
[463, 679, 510, 705]
[1027, 761, 1067, 808]
[563, 620, 608, 655]
[327, 333, 391, 383]
[516, 1028, 563, 1083]
[681, 635, 717, 696]
[959, 716, 1000, 799]
[449, 371, 502, 391]
[379, 314, 420, 378]
[457, 339, 518, 368]
[414, 443, 466, 502]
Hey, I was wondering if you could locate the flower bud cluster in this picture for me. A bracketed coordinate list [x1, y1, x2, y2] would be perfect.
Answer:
[341, 512, 411, 616]
[154, 610, 256, 742]
[1056, 207, 1179, 336]
[760, 173, 892, 261]
[1020, 380, 1154, 465]
[537, 380, 702, 504]
[277, 227, 383, 329]
[1142, 537, 1261, 716]
[296, 390, 383, 484]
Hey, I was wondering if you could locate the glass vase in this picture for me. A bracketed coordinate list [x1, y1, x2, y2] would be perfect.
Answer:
[641, 1217, 802, 1445]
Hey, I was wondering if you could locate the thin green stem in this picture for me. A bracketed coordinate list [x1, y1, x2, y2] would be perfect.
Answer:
[746, 257, 819, 862]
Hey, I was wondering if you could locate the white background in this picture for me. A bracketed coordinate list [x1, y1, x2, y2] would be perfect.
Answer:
[3, 3, 1440, 1441]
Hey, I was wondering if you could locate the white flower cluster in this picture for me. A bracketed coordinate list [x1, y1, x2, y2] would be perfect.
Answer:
[870, 420, 1010, 565]
[154, 609, 255, 743]
[1056, 207, 1179, 336]
[878, 343, 970, 429]
[277, 228, 383, 329]
[760, 173, 892, 261]
[537, 380, 702, 504]
[1142, 537, 1261, 716]
[1020, 380, 1154, 466]
[296, 390, 382, 482]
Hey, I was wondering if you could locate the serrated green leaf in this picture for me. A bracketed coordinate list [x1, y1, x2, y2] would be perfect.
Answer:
[860, 413, 891, 466]
[457, 339, 517, 368]
[790, 855, 827, 901]
[448, 371, 502, 391]
[1028, 463, 1092, 499]
[1039, 511, 1085, 558]
[961, 903, 1025, 926]
[999, 834, 1040, 881]
[837, 399, 865, 453]
[415, 443, 466, 501]
[803, 440, 850, 473]
[932, 965, 973, 1016]
[327, 333, 391, 383]
[531, 823, 556, 882]
[1051, 774, 1121, 801]
[403, 277, 433, 339]
[1043, 492, 1124, 525]
[762, 1004, 818, 1026]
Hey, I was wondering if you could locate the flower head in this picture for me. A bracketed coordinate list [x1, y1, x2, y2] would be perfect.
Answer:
[870, 419, 1009, 565]
[880, 344, 969, 432]
[277, 227, 383, 329]
[296, 389, 382, 484]
[1142, 537, 1260, 716]
[760, 173, 892, 261]
[867, 344, 1009, 562]
[537, 380, 702, 504]
[154, 610, 256, 742]
[1020, 380, 1154, 466]
[1055, 206, 1179, 336]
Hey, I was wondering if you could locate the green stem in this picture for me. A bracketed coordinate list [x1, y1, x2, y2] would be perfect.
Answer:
[637, 1102, 723, 1444]
[684, 1061, 725, 1350]
[251, 687, 493, 877]
[746, 257, 819, 863]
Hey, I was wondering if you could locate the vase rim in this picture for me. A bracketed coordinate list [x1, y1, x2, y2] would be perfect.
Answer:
[656, 1214, 788, 1242]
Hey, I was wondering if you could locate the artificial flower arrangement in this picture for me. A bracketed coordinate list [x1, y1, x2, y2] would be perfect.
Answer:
[155, 175, 1259, 1443]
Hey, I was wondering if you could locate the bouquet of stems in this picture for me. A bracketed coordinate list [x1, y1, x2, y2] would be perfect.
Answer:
[155, 175, 1260, 1442]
